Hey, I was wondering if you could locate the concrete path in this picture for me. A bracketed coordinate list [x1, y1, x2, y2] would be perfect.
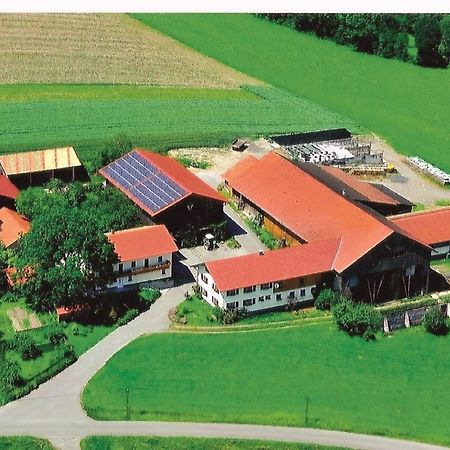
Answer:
[0, 279, 447, 450]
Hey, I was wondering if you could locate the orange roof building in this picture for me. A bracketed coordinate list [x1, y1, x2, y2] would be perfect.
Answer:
[100, 149, 227, 245]
[390, 207, 450, 259]
[223, 151, 430, 302]
[106, 225, 178, 290]
[0, 175, 19, 206]
[0, 207, 30, 248]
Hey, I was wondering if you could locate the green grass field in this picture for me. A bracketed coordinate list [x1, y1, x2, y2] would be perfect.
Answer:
[134, 14, 450, 172]
[0, 85, 361, 169]
[83, 323, 450, 446]
[80, 436, 345, 450]
[0, 436, 53, 449]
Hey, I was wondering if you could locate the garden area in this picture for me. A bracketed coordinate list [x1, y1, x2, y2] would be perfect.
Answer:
[0, 436, 53, 450]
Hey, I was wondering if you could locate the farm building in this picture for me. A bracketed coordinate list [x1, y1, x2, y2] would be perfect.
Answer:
[390, 207, 450, 260]
[297, 163, 413, 216]
[223, 151, 431, 302]
[100, 149, 227, 246]
[0, 147, 87, 188]
[0, 207, 30, 249]
[106, 225, 178, 290]
[0, 175, 19, 210]
[197, 239, 339, 313]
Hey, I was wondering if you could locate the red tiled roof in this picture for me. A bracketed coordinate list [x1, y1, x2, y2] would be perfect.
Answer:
[100, 149, 226, 217]
[106, 225, 178, 262]
[390, 207, 450, 246]
[0, 207, 30, 247]
[224, 151, 408, 273]
[223, 155, 258, 185]
[135, 149, 225, 204]
[320, 165, 400, 205]
[0, 175, 19, 200]
[206, 239, 341, 292]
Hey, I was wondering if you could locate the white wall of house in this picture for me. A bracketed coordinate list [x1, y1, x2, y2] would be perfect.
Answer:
[196, 265, 316, 313]
[108, 252, 173, 289]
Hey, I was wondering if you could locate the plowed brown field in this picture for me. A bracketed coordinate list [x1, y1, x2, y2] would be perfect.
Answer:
[0, 14, 257, 87]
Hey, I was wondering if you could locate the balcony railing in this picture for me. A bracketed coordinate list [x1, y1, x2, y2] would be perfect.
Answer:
[116, 260, 170, 276]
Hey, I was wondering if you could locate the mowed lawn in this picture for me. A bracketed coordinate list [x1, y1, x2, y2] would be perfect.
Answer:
[81, 436, 345, 450]
[0, 85, 361, 168]
[0, 436, 54, 449]
[136, 14, 450, 172]
[83, 322, 450, 446]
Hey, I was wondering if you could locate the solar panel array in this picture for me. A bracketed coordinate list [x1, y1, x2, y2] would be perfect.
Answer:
[103, 151, 187, 214]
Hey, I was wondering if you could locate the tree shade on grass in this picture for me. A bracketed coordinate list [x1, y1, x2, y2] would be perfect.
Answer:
[0, 436, 54, 449]
[80, 436, 346, 450]
[0, 85, 362, 170]
[133, 14, 450, 172]
[83, 323, 450, 446]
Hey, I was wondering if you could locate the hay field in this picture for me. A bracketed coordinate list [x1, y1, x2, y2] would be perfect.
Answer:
[0, 14, 256, 88]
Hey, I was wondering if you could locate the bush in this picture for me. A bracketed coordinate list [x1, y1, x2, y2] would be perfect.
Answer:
[138, 288, 161, 309]
[117, 308, 140, 326]
[45, 323, 67, 345]
[0, 358, 23, 388]
[423, 307, 448, 335]
[314, 288, 340, 310]
[221, 307, 247, 325]
[332, 298, 383, 340]
[13, 333, 42, 360]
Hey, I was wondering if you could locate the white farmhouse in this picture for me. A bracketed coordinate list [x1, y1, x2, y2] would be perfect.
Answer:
[196, 239, 340, 313]
[106, 225, 178, 290]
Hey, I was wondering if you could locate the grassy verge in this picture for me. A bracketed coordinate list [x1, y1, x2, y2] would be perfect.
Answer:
[135, 14, 450, 172]
[174, 295, 330, 328]
[0, 436, 54, 449]
[80, 436, 345, 450]
[83, 323, 450, 446]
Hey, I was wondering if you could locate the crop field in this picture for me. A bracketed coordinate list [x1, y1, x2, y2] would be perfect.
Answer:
[0, 14, 256, 88]
[135, 14, 450, 172]
[0, 85, 362, 169]
[83, 323, 450, 446]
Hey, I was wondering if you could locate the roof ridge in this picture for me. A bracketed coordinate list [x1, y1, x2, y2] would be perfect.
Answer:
[106, 224, 165, 236]
[390, 206, 450, 220]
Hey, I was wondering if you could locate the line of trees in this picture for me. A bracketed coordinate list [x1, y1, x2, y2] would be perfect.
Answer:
[259, 13, 450, 68]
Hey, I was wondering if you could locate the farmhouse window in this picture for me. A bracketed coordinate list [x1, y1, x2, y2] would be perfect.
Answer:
[162, 268, 166, 275]
[265, 295, 271, 300]
[158, 256, 163, 263]
[128, 274, 133, 282]
[227, 301, 238, 309]
[289, 291, 295, 299]
[131, 261, 136, 268]
[261, 282, 272, 290]
[212, 297, 219, 306]
[243, 285, 256, 293]
[300, 289, 306, 296]
[258, 296, 264, 302]
[144, 258, 149, 268]
[212, 283, 219, 293]
[276, 294, 282, 301]
[227, 289, 238, 296]
[118, 263, 123, 273]
[243, 298, 255, 307]
[201, 274, 208, 284]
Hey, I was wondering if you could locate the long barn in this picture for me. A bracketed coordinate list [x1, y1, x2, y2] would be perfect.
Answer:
[224, 151, 431, 302]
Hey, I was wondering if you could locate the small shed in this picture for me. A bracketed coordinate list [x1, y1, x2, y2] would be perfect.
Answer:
[232, 139, 248, 152]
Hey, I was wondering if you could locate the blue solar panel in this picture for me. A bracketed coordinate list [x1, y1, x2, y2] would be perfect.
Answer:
[103, 150, 189, 214]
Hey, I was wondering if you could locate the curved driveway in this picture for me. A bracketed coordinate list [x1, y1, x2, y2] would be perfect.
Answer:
[0, 282, 447, 450]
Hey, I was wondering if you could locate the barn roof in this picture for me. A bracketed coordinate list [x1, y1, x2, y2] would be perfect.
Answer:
[0, 175, 19, 200]
[390, 207, 450, 246]
[224, 151, 421, 273]
[106, 225, 178, 262]
[0, 207, 30, 248]
[206, 238, 340, 292]
[0, 147, 81, 176]
[99, 149, 226, 217]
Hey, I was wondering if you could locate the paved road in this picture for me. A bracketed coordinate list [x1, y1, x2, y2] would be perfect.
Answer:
[0, 279, 447, 450]
[370, 137, 450, 206]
